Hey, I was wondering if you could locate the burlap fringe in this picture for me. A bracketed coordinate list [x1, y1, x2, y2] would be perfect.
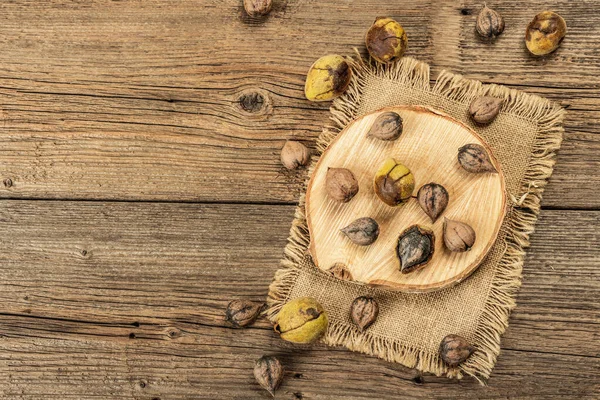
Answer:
[267, 54, 565, 384]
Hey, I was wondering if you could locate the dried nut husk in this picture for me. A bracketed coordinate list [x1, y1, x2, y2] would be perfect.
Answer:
[365, 17, 408, 64]
[469, 96, 502, 124]
[443, 218, 476, 252]
[373, 158, 415, 206]
[280, 141, 311, 170]
[350, 296, 379, 332]
[274, 297, 328, 344]
[326, 167, 359, 203]
[525, 11, 567, 56]
[253, 355, 284, 397]
[417, 183, 449, 222]
[225, 299, 264, 328]
[305, 55, 352, 102]
[476, 5, 505, 39]
[243, 0, 272, 17]
[327, 263, 353, 281]
[396, 225, 435, 274]
[439, 334, 476, 367]
[458, 143, 497, 173]
[367, 111, 403, 141]
[341, 217, 380, 246]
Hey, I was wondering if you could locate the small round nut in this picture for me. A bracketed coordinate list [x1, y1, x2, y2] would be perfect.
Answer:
[365, 17, 408, 64]
[305, 55, 352, 102]
[476, 5, 505, 39]
[326, 167, 359, 203]
[280, 141, 311, 170]
[243, 0, 272, 17]
[525, 11, 567, 56]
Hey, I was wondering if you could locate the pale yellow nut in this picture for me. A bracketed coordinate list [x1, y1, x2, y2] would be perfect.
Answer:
[304, 55, 352, 102]
[274, 297, 328, 344]
[374, 158, 415, 206]
[525, 11, 567, 56]
[365, 17, 408, 63]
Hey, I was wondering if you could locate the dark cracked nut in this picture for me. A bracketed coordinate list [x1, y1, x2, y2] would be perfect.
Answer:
[305, 55, 352, 102]
[254, 355, 284, 397]
[341, 217, 380, 246]
[365, 17, 408, 64]
[326, 167, 359, 203]
[396, 225, 435, 274]
[476, 5, 505, 39]
[350, 296, 379, 332]
[526, 11, 567, 56]
[225, 299, 265, 328]
[469, 96, 502, 125]
[439, 334, 476, 367]
[417, 183, 449, 222]
[458, 143, 497, 173]
[443, 218, 476, 252]
[366, 111, 403, 141]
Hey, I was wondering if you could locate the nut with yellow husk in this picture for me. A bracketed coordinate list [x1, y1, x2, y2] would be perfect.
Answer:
[305, 55, 352, 102]
[374, 158, 415, 206]
[274, 297, 328, 344]
[365, 17, 408, 63]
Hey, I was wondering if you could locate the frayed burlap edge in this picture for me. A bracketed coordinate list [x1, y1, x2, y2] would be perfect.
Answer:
[266, 53, 565, 384]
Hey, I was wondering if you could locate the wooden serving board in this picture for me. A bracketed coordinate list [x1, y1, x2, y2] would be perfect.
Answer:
[306, 105, 507, 292]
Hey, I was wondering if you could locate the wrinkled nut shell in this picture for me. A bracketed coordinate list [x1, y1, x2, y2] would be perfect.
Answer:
[225, 300, 264, 328]
[365, 17, 408, 64]
[367, 111, 403, 141]
[469, 96, 502, 124]
[281, 141, 311, 170]
[476, 5, 505, 39]
[327, 263, 354, 281]
[350, 296, 379, 332]
[374, 158, 415, 206]
[443, 218, 476, 252]
[439, 334, 475, 367]
[458, 143, 497, 173]
[274, 297, 328, 344]
[526, 11, 567, 56]
[326, 167, 359, 203]
[417, 183, 449, 222]
[243, 0, 272, 17]
[341, 217, 380, 246]
[254, 355, 284, 397]
[305, 55, 352, 102]
[396, 225, 435, 274]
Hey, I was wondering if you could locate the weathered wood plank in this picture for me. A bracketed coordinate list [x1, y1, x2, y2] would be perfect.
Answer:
[0, 201, 597, 398]
[0, 0, 597, 207]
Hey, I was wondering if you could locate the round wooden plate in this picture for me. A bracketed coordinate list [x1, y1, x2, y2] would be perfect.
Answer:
[306, 105, 507, 292]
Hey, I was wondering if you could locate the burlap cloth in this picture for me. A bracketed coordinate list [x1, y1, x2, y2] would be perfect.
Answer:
[267, 56, 564, 382]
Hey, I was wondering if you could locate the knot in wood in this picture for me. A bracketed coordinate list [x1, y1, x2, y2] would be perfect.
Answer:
[238, 91, 265, 113]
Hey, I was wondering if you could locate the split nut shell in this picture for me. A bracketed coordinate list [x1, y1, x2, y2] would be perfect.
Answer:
[274, 297, 328, 344]
[305, 55, 352, 102]
[365, 17, 408, 64]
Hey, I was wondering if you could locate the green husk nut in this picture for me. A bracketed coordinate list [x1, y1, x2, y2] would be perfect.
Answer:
[374, 158, 415, 207]
[274, 297, 328, 344]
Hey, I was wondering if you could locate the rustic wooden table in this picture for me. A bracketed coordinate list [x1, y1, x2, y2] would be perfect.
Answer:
[0, 1, 598, 399]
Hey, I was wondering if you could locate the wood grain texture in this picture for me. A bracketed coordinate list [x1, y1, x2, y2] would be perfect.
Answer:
[0, 0, 597, 207]
[306, 106, 506, 291]
[0, 0, 598, 398]
[0, 201, 598, 398]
